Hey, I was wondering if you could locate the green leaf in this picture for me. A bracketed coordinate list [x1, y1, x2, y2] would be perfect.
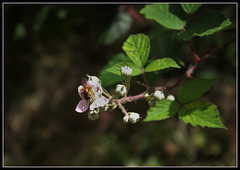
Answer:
[140, 4, 186, 30]
[144, 99, 179, 122]
[178, 12, 232, 40]
[98, 53, 131, 89]
[178, 78, 215, 104]
[181, 3, 202, 14]
[122, 34, 150, 67]
[178, 100, 227, 129]
[145, 58, 180, 72]
[106, 62, 142, 76]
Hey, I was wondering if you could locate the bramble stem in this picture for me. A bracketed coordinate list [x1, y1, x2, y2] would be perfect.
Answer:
[116, 101, 128, 115]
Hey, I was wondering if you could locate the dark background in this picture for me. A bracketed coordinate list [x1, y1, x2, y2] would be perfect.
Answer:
[4, 4, 236, 166]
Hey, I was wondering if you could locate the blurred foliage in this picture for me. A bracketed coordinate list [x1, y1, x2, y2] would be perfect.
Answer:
[4, 3, 236, 166]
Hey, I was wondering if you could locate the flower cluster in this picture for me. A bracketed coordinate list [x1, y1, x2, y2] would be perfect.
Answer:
[75, 76, 109, 116]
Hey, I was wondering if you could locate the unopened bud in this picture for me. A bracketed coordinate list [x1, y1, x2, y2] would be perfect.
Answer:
[167, 95, 175, 101]
[115, 84, 127, 97]
[123, 115, 129, 124]
[121, 65, 132, 77]
[154, 90, 165, 101]
[129, 112, 140, 124]
[88, 109, 99, 120]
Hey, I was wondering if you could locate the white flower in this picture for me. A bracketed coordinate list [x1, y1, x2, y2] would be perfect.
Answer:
[88, 109, 99, 120]
[167, 95, 175, 101]
[121, 65, 132, 77]
[89, 97, 109, 111]
[153, 90, 165, 101]
[75, 76, 109, 113]
[129, 112, 140, 124]
[115, 84, 127, 97]
[123, 115, 129, 124]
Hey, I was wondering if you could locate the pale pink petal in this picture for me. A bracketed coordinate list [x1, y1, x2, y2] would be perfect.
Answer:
[89, 96, 109, 110]
[75, 99, 89, 113]
[88, 80, 102, 94]
[78, 85, 83, 93]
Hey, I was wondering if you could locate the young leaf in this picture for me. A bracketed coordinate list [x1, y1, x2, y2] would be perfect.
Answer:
[178, 12, 232, 40]
[98, 53, 130, 89]
[178, 100, 227, 129]
[144, 99, 179, 122]
[181, 3, 202, 14]
[177, 78, 215, 104]
[106, 62, 142, 76]
[145, 58, 180, 72]
[122, 34, 150, 67]
[140, 4, 186, 30]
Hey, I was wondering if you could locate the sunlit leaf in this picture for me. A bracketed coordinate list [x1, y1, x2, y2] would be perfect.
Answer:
[145, 58, 180, 72]
[140, 4, 186, 30]
[144, 99, 179, 122]
[179, 100, 227, 129]
[122, 34, 150, 67]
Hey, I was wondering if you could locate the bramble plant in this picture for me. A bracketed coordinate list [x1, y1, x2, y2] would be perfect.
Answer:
[76, 3, 234, 130]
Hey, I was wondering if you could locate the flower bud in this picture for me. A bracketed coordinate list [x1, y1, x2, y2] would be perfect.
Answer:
[88, 109, 99, 120]
[144, 92, 149, 98]
[153, 90, 165, 101]
[121, 65, 132, 77]
[115, 84, 127, 97]
[123, 115, 129, 124]
[167, 95, 175, 101]
[129, 112, 140, 124]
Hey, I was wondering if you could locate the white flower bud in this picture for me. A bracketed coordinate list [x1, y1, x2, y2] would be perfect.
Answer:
[129, 112, 140, 124]
[88, 109, 99, 120]
[154, 90, 165, 101]
[115, 84, 127, 97]
[121, 65, 132, 77]
[123, 115, 129, 124]
[144, 93, 149, 98]
[167, 95, 175, 101]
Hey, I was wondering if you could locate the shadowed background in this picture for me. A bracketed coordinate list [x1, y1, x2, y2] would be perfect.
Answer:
[4, 4, 236, 166]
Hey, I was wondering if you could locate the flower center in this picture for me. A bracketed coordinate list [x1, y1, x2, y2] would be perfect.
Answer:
[80, 85, 96, 102]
